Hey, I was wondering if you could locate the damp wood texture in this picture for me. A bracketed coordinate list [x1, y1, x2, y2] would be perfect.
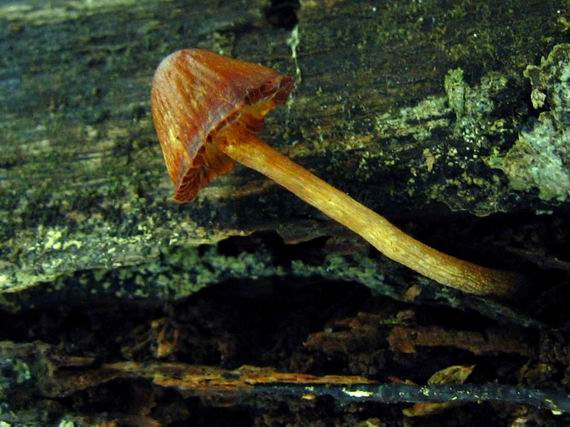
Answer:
[1, 0, 569, 301]
[1, 0, 570, 424]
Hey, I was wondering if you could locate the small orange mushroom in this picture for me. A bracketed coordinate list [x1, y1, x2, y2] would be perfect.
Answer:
[151, 49, 521, 297]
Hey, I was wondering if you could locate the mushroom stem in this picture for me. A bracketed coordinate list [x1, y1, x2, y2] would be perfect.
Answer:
[218, 129, 520, 297]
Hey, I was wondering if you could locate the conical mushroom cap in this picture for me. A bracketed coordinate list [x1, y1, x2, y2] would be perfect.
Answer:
[151, 49, 294, 202]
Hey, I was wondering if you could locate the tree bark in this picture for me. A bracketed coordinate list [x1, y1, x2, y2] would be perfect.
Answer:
[1, 1, 569, 424]
[1, 0, 568, 297]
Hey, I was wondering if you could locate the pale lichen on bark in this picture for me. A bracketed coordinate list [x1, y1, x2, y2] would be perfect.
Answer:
[488, 44, 570, 203]
[0, 0, 568, 298]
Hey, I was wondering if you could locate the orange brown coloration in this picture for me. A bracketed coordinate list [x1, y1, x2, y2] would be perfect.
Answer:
[151, 49, 522, 297]
[151, 49, 293, 202]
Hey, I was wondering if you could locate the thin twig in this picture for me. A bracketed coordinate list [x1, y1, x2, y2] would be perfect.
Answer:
[252, 383, 570, 414]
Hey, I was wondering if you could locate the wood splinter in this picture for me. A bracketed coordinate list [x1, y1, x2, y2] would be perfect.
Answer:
[151, 48, 523, 297]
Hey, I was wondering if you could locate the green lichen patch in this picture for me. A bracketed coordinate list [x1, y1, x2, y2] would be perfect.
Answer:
[420, 68, 522, 215]
[1, 230, 542, 331]
[0, 0, 289, 294]
[488, 44, 570, 202]
[2, 0, 569, 299]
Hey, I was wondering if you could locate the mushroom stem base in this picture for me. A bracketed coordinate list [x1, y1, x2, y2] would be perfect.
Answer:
[217, 129, 522, 297]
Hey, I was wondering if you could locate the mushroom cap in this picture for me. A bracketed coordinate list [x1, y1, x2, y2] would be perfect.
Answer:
[151, 49, 294, 203]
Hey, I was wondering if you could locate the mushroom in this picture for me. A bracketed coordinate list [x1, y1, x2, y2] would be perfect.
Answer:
[151, 49, 521, 297]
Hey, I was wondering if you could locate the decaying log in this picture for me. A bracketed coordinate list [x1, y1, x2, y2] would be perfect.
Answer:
[1, 0, 570, 425]
[1, 0, 568, 298]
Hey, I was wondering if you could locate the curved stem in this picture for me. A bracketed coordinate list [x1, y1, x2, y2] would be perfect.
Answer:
[218, 130, 521, 297]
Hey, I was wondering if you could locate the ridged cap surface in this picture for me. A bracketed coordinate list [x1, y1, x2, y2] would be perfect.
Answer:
[151, 49, 293, 202]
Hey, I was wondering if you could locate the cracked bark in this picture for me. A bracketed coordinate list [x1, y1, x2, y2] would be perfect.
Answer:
[1, 0, 568, 298]
[1, 0, 569, 425]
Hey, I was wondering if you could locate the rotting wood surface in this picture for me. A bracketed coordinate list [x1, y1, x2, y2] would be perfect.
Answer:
[1, 2, 570, 424]
[1, 0, 568, 297]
